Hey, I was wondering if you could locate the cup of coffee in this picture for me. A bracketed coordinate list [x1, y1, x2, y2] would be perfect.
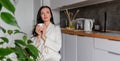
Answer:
[38, 23, 44, 30]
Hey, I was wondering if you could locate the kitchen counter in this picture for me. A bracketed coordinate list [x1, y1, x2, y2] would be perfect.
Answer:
[61, 28, 120, 41]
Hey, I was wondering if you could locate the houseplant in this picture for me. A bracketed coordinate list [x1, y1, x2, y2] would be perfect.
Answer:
[0, 0, 39, 61]
[64, 9, 80, 29]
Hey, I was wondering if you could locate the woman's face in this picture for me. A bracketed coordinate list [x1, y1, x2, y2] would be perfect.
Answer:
[40, 8, 51, 22]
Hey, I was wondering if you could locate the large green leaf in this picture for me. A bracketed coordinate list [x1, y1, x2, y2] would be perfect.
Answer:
[0, 3, 2, 11]
[0, 26, 6, 33]
[0, 42, 4, 45]
[18, 58, 26, 61]
[0, 0, 15, 14]
[14, 29, 27, 35]
[28, 58, 35, 61]
[0, 56, 4, 60]
[27, 39, 33, 44]
[14, 46, 26, 60]
[15, 40, 26, 46]
[27, 45, 39, 59]
[14, 29, 20, 34]
[0, 37, 9, 43]
[0, 12, 20, 28]
[7, 58, 12, 61]
[0, 48, 13, 57]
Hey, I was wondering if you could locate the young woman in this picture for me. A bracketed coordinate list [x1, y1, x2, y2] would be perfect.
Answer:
[32, 6, 61, 61]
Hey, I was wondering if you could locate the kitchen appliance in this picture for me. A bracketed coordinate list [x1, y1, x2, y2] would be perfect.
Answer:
[84, 19, 94, 32]
[75, 18, 84, 30]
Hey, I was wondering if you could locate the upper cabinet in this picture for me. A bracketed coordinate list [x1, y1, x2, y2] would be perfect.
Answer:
[56, 0, 113, 10]
[50, 0, 86, 9]
[35, 0, 113, 9]
[62, 0, 86, 6]
[50, 0, 62, 9]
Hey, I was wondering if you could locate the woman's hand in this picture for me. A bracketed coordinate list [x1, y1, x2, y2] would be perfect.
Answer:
[41, 24, 47, 42]
[35, 23, 47, 43]
[35, 24, 42, 40]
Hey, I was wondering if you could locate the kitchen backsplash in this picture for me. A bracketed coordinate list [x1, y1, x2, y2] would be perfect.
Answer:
[60, 0, 120, 31]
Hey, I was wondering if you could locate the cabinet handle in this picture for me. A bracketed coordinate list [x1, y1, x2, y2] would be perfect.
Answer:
[108, 51, 120, 56]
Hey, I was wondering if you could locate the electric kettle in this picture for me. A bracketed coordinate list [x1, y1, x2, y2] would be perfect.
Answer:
[84, 19, 94, 32]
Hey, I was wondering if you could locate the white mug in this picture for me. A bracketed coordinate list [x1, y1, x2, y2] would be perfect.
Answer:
[38, 23, 44, 30]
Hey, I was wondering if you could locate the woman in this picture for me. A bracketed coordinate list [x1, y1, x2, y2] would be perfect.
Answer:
[32, 6, 61, 61]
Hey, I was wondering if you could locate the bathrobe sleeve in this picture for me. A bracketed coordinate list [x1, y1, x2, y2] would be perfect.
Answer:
[30, 37, 37, 47]
[45, 26, 62, 52]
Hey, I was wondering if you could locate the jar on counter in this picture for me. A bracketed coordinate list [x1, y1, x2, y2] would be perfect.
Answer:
[75, 19, 84, 30]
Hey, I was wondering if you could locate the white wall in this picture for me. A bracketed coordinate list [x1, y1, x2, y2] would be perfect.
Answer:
[0, 0, 34, 37]
[15, 0, 34, 36]
[52, 9, 60, 25]
[33, 0, 42, 25]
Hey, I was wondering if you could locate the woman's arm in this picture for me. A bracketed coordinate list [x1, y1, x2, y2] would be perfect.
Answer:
[45, 26, 62, 52]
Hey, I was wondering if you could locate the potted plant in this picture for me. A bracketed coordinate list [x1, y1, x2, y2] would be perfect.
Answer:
[0, 0, 39, 61]
[64, 9, 80, 29]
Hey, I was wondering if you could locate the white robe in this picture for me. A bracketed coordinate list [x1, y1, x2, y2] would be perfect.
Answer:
[32, 23, 62, 61]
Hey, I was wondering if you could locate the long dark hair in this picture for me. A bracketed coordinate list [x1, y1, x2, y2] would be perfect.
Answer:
[37, 6, 54, 24]
[32, 6, 54, 36]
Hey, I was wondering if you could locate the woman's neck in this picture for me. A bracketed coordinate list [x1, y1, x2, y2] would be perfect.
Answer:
[44, 21, 50, 28]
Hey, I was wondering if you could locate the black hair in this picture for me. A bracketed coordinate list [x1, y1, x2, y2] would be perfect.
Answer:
[37, 6, 54, 24]
[32, 6, 54, 36]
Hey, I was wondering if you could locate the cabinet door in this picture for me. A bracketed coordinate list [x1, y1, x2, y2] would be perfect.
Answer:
[77, 36, 94, 61]
[95, 38, 120, 61]
[60, 33, 66, 61]
[95, 38, 120, 54]
[95, 49, 120, 61]
[65, 34, 77, 61]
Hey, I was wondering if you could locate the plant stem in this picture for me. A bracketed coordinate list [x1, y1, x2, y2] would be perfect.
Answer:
[72, 9, 80, 21]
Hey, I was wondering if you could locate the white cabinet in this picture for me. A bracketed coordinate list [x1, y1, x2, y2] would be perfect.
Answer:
[60, 33, 66, 61]
[61, 33, 77, 61]
[50, 0, 113, 9]
[50, 0, 62, 9]
[65, 34, 77, 61]
[95, 49, 120, 61]
[62, 0, 86, 6]
[61, 34, 94, 61]
[61, 33, 120, 61]
[77, 36, 94, 61]
[95, 38, 120, 61]
[50, 0, 86, 9]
